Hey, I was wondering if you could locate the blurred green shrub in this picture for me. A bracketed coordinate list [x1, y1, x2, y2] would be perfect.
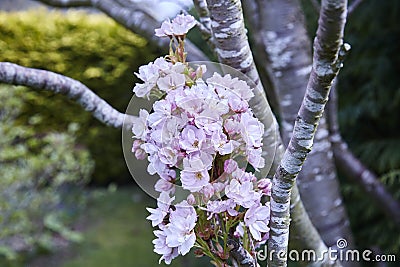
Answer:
[0, 9, 158, 184]
[0, 85, 93, 262]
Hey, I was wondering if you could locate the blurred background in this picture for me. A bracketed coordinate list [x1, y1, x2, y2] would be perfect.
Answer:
[0, 0, 399, 266]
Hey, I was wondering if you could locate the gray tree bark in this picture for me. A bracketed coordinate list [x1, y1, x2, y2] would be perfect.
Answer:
[243, 1, 356, 264]
[265, 0, 349, 266]
[204, 1, 342, 266]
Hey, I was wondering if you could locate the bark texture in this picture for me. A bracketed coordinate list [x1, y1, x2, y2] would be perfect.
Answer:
[267, 0, 349, 266]
[193, 0, 212, 37]
[204, 1, 343, 266]
[243, 1, 356, 262]
[0, 62, 132, 128]
[206, 0, 279, 178]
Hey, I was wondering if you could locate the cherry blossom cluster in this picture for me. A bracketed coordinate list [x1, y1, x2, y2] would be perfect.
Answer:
[131, 14, 271, 266]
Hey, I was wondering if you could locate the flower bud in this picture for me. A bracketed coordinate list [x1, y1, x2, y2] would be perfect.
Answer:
[135, 148, 147, 160]
[187, 194, 196, 205]
[201, 184, 215, 200]
[224, 159, 238, 174]
[257, 178, 272, 196]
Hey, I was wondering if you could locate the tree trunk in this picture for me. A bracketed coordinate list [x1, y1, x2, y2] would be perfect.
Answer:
[244, 1, 357, 265]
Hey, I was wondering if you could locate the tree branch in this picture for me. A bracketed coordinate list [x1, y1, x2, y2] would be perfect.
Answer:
[193, 0, 212, 40]
[290, 185, 341, 267]
[227, 239, 257, 267]
[243, 1, 355, 265]
[347, 0, 363, 15]
[34, 0, 91, 7]
[35, 0, 210, 62]
[206, 0, 261, 86]
[204, 1, 344, 266]
[241, 0, 279, 112]
[327, 82, 400, 225]
[0, 62, 133, 128]
[205, 0, 279, 159]
[267, 0, 349, 266]
[204, 0, 280, 264]
[205, 0, 279, 183]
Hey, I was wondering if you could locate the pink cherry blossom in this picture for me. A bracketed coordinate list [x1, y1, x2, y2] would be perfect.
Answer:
[165, 202, 197, 255]
[179, 125, 207, 153]
[155, 14, 197, 37]
[152, 230, 179, 264]
[234, 222, 245, 238]
[211, 131, 239, 155]
[207, 73, 254, 102]
[199, 183, 215, 200]
[155, 179, 175, 194]
[147, 154, 167, 176]
[157, 72, 186, 92]
[224, 159, 238, 174]
[231, 168, 257, 183]
[187, 194, 196, 205]
[180, 152, 213, 192]
[224, 116, 241, 135]
[155, 170, 176, 193]
[135, 61, 159, 83]
[132, 109, 149, 140]
[132, 140, 146, 160]
[133, 83, 153, 98]
[147, 99, 173, 128]
[246, 147, 265, 170]
[225, 179, 261, 208]
[181, 168, 210, 192]
[133, 57, 172, 98]
[183, 152, 213, 171]
[134, 147, 146, 160]
[257, 178, 272, 196]
[146, 192, 175, 227]
[240, 112, 264, 149]
[206, 199, 238, 219]
[153, 57, 171, 70]
[244, 203, 270, 241]
[158, 146, 179, 166]
[132, 16, 274, 263]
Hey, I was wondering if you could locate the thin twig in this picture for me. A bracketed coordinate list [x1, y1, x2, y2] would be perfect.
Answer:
[348, 0, 363, 15]
[193, 0, 212, 38]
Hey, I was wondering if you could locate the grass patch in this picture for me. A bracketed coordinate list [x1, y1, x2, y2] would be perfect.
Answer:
[26, 187, 209, 267]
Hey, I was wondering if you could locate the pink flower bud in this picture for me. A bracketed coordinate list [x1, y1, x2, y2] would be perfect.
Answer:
[132, 139, 142, 152]
[224, 159, 238, 174]
[201, 184, 215, 200]
[135, 148, 147, 160]
[257, 178, 272, 196]
[187, 194, 196, 205]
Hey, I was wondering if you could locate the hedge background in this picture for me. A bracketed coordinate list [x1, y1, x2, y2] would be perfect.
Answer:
[0, 9, 158, 185]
